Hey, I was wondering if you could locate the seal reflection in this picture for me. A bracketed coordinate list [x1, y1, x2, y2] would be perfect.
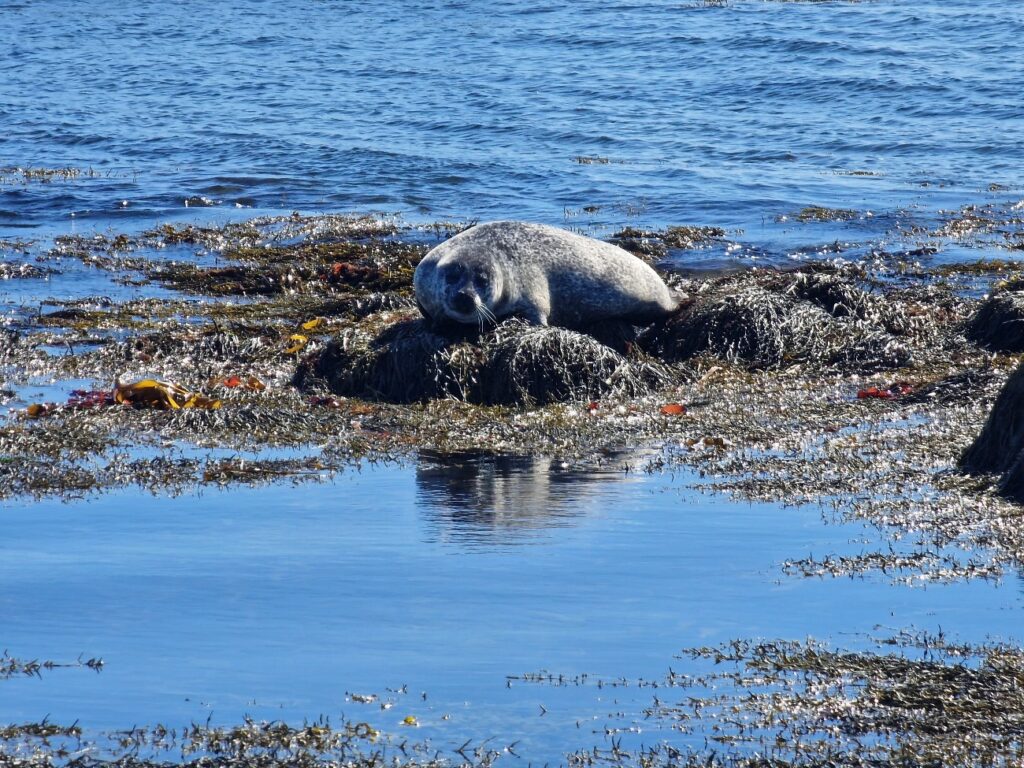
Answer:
[416, 449, 649, 546]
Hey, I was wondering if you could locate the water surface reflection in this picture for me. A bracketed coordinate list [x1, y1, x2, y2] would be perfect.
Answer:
[416, 449, 650, 545]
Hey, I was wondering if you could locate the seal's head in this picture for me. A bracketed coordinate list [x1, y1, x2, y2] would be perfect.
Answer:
[420, 254, 505, 328]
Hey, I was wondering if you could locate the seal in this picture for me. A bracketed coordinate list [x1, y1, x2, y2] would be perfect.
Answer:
[413, 221, 678, 330]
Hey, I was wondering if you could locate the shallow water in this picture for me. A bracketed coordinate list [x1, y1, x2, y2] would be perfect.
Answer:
[1, 457, 1020, 760]
[2, 0, 1024, 762]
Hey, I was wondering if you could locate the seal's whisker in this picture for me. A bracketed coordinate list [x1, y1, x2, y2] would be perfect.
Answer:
[478, 302, 497, 327]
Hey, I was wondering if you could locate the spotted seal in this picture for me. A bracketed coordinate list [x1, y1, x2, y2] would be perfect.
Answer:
[413, 221, 678, 329]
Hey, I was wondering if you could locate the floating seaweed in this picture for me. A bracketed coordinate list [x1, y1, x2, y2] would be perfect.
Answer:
[791, 204, 860, 222]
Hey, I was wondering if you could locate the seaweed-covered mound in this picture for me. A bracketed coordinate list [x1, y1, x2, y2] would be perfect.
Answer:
[480, 321, 668, 405]
[294, 317, 668, 406]
[961, 360, 1024, 501]
[1000, 453, 1024, 504]
[964, 290, 1024, 351]
[640, 271, 912, 373]
[294, 318, 481, 403]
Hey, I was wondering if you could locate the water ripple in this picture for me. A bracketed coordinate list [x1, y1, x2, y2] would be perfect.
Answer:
[0, 0, 1020, 232]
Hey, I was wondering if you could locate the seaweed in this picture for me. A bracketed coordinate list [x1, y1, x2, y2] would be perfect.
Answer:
[934, 201, 1024, 248]
[0, 166, 96, 184]
[0, 715, 502, 768]
[965, 290, 1024, 351]
[610, 224, 725, 255]
[296, 318, 667, 406]
[295, 317, 480, 403]
[0, 262, 55, 280]
[150, 239, 422, 297]
[5, 211, 1024, 587]
[960, 361, 1024, 477]
[479, 321, 668, 406]
[639, 274, 914, 373]
[0, 652, 103, 680]
[790, 205, 859, 222]
[555, 635, 1024, 767]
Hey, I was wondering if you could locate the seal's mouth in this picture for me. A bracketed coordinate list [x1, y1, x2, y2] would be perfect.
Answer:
[445, 296, 497, 329]
[445, 303, 482, 324]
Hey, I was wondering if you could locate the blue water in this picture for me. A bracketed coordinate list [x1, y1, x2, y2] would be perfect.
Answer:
[3, 0, 1024, 762]
[1, 460, 1018, 761]
[1, 0, 1021, 239]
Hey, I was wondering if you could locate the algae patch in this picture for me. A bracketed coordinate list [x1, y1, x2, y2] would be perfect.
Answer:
[540, 633, 1024, 766]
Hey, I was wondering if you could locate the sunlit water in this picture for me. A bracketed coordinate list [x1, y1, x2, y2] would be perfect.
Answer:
[1, 458, 1020, 761]
[2, 1, 1021, 249]
[2, 0, 1024, 761]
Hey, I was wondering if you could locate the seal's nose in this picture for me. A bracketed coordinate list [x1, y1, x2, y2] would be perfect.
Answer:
[452, 291, 475, 315]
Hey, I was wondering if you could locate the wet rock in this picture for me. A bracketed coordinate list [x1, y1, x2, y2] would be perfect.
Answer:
[964, 291, 1024, 352]
[638, 280, 911, 374]
[294, 318, 669, 406]
[961, 362, 1024, 501]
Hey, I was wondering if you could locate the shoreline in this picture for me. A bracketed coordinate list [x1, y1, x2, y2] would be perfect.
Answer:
[3, 211, 1024, 764]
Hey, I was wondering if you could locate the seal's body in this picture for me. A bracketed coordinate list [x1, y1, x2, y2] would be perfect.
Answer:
[413, 221, 677, 329]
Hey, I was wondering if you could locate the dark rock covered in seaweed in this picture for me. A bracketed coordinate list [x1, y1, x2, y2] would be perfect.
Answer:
[639, 276, 911, 374]
[479, 321, 668, 406]
[964, 291, 1024, 352]
[294, 317, 669, 407]
[902, 367, 999, 406]
[787, 271, 874, 319]
[641, 287, 796, 367]
[960, 361, 1024, 495]
[998, 452, 1024, 504]
[293, 318, 481, 403]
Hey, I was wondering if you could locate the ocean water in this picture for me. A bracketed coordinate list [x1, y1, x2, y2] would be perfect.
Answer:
[2, 0, 1024, 762]
[2, 0, 1021, 241]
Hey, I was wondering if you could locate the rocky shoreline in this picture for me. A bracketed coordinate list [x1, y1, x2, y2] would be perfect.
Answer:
[5, 211, 1024, 764]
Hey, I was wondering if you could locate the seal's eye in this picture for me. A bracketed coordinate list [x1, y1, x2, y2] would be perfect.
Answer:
[475, 272, 490, 289]
[444, 267, 462, 286]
